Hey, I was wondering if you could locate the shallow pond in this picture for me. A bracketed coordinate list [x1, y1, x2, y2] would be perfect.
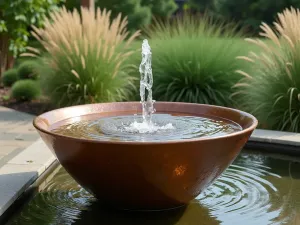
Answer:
[6, 150, 300, 225]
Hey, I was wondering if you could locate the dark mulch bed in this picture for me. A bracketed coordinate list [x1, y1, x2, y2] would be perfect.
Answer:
[0, 86, 55, 116]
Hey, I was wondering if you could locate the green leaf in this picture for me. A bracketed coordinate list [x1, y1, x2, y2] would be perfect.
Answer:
[2, 95, 10, 101]
[0, 0, 63, 56]
[15, 15, 27, 22]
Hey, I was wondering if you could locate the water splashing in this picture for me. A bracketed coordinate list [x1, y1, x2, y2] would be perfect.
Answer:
[124, 39, 174, 134]
[139, 39, 155, 124]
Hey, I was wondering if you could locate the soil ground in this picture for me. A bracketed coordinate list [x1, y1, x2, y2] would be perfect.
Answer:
[0, 86, 54, 116]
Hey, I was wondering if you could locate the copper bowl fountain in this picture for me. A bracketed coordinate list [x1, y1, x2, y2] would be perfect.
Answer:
[33, 101, 257, 210]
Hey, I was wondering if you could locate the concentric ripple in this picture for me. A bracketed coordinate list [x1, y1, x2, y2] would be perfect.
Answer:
[7, 152, 300, 225]
[9, 167, 96, 225]
[51, 114, 241, 142]
[195, 153, 296, 224]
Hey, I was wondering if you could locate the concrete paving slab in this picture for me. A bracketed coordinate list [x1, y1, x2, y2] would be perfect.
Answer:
[0, 164, 40, 215]
[250, 129, 300, 146]
[0, 146, 19, 156]
[0, 107, 39, 167]
[0, 139, 56, 217]
[8, 139, 55, 173]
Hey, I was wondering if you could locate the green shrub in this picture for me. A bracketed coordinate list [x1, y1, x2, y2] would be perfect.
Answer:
[18, 60, 39, 80]
[65, 0, 177, 31]
[140, 14, 251, 106]
[0, 0, 62, 59]
[2, 69, 18, 87]
[26, 7, 140, 107]
[215, 0, 300, 34]
[233, 8, 300, 132]
[11, 80, 41, 101]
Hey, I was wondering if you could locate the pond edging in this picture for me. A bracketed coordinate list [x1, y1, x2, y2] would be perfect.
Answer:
[0, 139, 56, 220]
[247, 129, 300, 156]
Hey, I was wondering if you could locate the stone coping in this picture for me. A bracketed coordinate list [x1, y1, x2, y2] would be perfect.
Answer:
[247, 129, 300, 156]
[250, 129, 300, 146]
[0, 139, 56, 217]
[0, 129, 299, 219]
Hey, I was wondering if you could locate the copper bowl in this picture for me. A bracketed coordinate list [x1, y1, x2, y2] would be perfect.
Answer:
[33, 102, 257, 210]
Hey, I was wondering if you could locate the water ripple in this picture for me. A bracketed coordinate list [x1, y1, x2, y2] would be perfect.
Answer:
[195, 154, 294, 225]
[7, 152, 300, 225]
[13, 168, 96, 225]
[51, 114, 241, 142]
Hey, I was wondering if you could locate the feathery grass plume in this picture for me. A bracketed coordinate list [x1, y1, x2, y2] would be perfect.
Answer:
[144, 13, 241, 40]
[233, 7, 300, 132]
[136, 13, 252, 106]
[23, 6, 140, 107]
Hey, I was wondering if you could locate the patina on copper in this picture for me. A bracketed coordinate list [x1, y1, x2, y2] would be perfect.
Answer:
[33, 102, 258, 210]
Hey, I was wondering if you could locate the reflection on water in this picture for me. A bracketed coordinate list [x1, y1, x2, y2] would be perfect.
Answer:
[6, 150, 300, 225]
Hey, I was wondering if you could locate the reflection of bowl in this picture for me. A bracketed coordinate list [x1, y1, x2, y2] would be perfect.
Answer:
[33, 102, 257, 210]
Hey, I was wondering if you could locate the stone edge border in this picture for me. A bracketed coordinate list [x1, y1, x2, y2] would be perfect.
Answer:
[0, 128, 300, 219]
[247, 129, 300, 155]
[0, 138, 56, 218]
[250, 129, 300, 146]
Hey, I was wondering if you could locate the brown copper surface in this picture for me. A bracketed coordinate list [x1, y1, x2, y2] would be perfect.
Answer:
[33, 102, 258, 210]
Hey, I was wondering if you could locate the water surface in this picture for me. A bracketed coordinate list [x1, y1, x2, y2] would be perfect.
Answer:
[51, 114, 241, 142]
[6, 150, 300, 225]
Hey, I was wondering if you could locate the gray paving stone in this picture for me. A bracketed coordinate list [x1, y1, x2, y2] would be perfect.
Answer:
[9, 139, 55, 172]
[0, 148, 23, 168]
[0, 164, 40, 215]
[6, 123, 36, 134]
[0, 140, 32, 148]
[0, 132, 39, 142]
[251, 129, 290, 139]
[0, 107, 52, 216]
[277, 135, 300, 146]
[0, 128, 10, 133]
[0, 146, 18, 156]
[250, 129, 300, 146]
[0, 107, 33, 120]
[0, 138, 56, 217]
[0, 189, 19, 216]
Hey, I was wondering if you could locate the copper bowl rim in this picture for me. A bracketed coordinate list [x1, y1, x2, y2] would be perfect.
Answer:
[33, 102, 258, 145]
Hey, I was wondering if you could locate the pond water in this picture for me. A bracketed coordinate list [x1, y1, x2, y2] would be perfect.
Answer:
[6, 150, 300, 225]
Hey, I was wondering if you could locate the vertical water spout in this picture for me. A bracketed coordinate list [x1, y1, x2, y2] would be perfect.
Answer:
[139, 39, 155, 124]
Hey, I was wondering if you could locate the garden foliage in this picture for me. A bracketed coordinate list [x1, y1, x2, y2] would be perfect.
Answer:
[0, 0, 63, 78]
[233, 7, 300, 132]
[11, 80, 41, 101]
[2, 69, 18, 87]
[0, 0, 63, 56]
[65, 0, 177, 31]
[142, 14, 251, 106]
[18, 60, 39, 80]
[24, 7, 140, 107]
[215, 0, 300, 33]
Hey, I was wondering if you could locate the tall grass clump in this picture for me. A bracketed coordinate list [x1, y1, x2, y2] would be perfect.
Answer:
[138, 14, 252, 106]
[23, 7, 140, 107]
[233, 8, 300, 132]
